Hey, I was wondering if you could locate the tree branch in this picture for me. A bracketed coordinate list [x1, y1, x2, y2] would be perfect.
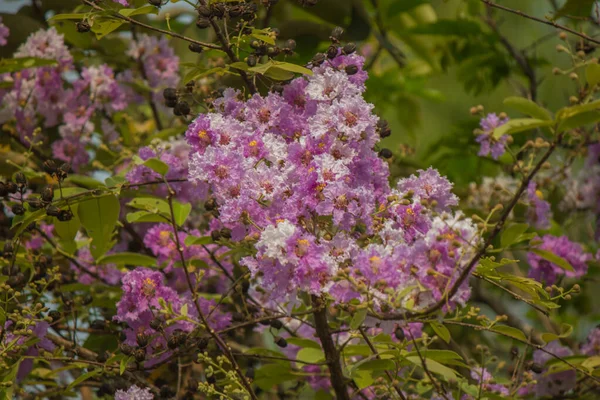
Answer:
[481, 0, 600, 46]
[311, 295, 350, 400]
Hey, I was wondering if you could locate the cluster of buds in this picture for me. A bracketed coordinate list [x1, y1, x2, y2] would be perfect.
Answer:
[196, 1, 258, 29]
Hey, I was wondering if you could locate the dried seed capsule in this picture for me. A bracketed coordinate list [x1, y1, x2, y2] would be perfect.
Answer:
[269, 319, 283, 329]
[57, 163, 70, 180]
[196, 17, 211, 29]
[206, 374, 216, 384]
[150, 318, 162, 331]
[285, 39, 296, 51]
[15, 172, 26, 187]
[311, 53, 326, 66]
[119, 343, 134, 356]
[27, 198, 43, 210]
[43, 160, 57, 175]
[174, 101, 191, 116]
[197, 5, 212, 17]
[379, 148, 393, 159]
[11, 204, 25, 216]
[379, 126, 392, 138]
[342, 42, 356, 55]
[5, 181, 17, 194]
[165, 98, 178, 108]
[247, 54, 257, 67]
[163, 88, 178, 100]
[90, 319, 106, 330]
[330, 26, 344, 41]
[41, 186, 54, 203]
[189, 43, 204, 53]
[46, 206, 60, 217]
[530, 363, 544, 374]
[149, 0, 162, 7]
[394, 326, 405, 341]
[57, 209, 73, 222]
[219, 228, 232, 239]
[48, 310, 61, 322]
[274, 336, 287, 348]
[134, 348, 146, 362]
[136, 333, 149, 347]
[345, 65, 358, 75]
[327, 45, 338, 59]
[76, 20, 91, 33]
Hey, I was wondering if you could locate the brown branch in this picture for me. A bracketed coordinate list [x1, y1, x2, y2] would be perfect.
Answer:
[369, 0, 406, 68]
[481, 0, 600, 46]
[358, 328, 407, 400]
[165, 191, 258, 400]
[483, 11, 538, 100]
[82, 0, 221, 50]
[311, 295, 350, 400]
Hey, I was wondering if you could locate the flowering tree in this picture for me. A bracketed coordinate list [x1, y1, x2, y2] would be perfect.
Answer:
[0, 0, 599, 399]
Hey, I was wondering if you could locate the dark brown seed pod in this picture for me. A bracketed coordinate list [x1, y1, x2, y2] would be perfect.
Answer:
[76, 20, 91, 33]
[189, 43, 204, 53]
[196, 17, 211, 29]
[379, 148, 393, 159]
[342, 42, 356, 55]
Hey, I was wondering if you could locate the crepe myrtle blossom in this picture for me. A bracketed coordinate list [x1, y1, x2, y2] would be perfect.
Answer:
[0, 16, 9, 46]
[526, 181, 552, 229]
[114, 268, 231, 365]
[527, 235, 592, 285]
[187, 52, 480, 311]
[518, 341, 576, 398]
[582, 326, 600, 356]
[476, 113, 509, 160]
[115, 385, 154, 400]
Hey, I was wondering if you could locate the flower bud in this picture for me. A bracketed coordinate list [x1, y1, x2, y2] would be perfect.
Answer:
[27, 198, 43, 210]
[15, 172, 26, 187]
[327, 45, 338, 59]
[5, 181, 17, 194]
[330, 26, 344, 41]
[311, 53, 326, 66]
[43, 160, 57, 175]
[120, 343, 134, 356]
[11, 204, 25, 216]
[134, 348, 146, 362]
[345, 65, 359, 75]
[174, 101, 190, 116]
[247, 54, 257, 67]
[285, 39, 296, 51]
[269, 319, 283, 329]
[57, 209, 74, 222]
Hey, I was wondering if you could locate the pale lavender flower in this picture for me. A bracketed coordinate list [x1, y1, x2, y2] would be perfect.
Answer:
[476, 113, 509, 159]
[527, 235, 592, 285]
[0, 17, 9, 46]
[115, 385, 154, 400]
[527, 181, 552, 229]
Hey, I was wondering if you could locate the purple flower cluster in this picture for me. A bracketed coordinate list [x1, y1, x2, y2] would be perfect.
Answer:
[519, 341, 576, 398]
[527, 181, 552, 229]
[582, 326, 600, 356]
[126, 141, 207, 203]
[114, 268, 230, 364]
[476, 113, 509, 159]
[185, 53, 479, 311]
[527, 235, 592, 285]
[0, 16, 9, 46]
[126, 34, 180, 105]
[115, 385, 153, 400]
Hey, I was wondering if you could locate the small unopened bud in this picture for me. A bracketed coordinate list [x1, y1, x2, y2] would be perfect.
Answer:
[196, 17, 211, 29]
[342, 42, 356, 55]
[556, 44, 569, 53]
[274, 336, 287, 348]
[569, 72, 578, 80]
[188, 43, 204, 53]
[470, 106, 478, 115]
[378, 148, 393, 159]
[76, 20, 91, 33]
[559, 32, 567, 41]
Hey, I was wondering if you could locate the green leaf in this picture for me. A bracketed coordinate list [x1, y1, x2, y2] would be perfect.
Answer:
[120, 356, 130, 375]
[78, 195, 120, 260]
[556, 99, 600, 120]
[143, 158, 169, 176]
[66, 369, 101, 391]
[126, 210, 169, 224]
[96, 252, 157, 267]
[557, 110, 600, 132]
[251, 31, 276, 45]
[350, 308, 367, 330]
[254, 364, 296, 390]
[286, 338, 321, 349]
[501, 223, 530, 248]
[0, 57, 57, 74]
[180, 303, 188, 317]
[405, 356, 457, 380]
[354, 358, 396, 372]
[119, 5, 159, 17]
[172, 201, 191, 227]
[492, 118, 553, 139]
[49, 13, 87, 21]
[182, 66, 230, 84]
[183, 235, 213, 246]
[272, 61, 313, 76]
[503, 97, 552, 120]
[127, 197, 170, 215]
[405, 19, 482, 36]
[554, 0, 596, 18]
[530, 249, 574, 272]
[541, 323, 573, 344]
[586, 63, 600, 87]
[429, 322, 451, 344]
[388, 0, 430, 18]
[296, 348, 325, 363]
[248, 60, 276, 75]
[67, 175, 106, 189]
[91, 18, 124, 40]
[490, 325, 527, 342]
[353, 370, 375, 390]
[54, 204, 81, 243]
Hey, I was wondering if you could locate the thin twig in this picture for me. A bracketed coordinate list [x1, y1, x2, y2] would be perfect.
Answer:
[481, 0, 600, 46]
